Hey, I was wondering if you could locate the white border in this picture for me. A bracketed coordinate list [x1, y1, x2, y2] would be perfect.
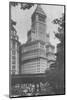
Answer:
[0, 0, 66, 100]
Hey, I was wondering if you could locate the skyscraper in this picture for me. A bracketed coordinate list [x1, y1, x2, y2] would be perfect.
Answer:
[20, 5, 56, 74]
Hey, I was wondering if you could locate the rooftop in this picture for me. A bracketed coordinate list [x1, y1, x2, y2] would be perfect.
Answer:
[32, 4, 46, 17]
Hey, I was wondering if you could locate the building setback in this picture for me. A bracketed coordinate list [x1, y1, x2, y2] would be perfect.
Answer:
[20, 5, 56, 74]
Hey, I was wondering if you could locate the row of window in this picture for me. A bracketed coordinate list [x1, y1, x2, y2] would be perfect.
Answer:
[23, 63, 46, 68]
[22, 45, 39, 53]
[22, 69, 44, 73]
[32, 14, 45, 22]
[23, 64, 40, 68]
[23, 61, 40, 64]
[22, 55, 46, 61]
[22, 44, 46, 54]
[22, 49, 45, 57]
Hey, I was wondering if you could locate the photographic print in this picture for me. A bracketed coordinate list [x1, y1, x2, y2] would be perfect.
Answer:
[9, 2, 65, 98]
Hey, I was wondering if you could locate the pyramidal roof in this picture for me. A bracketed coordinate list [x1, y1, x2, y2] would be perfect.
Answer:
[34, 4, 46, 16]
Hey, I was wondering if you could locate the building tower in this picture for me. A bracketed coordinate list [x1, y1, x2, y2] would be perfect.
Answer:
[10, 27, 20, 75]
[27, 4, 47, 42]
[20, 4, 56, 74]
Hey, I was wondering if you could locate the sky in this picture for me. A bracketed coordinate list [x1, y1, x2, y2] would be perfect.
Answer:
[11, 3, 64, 52]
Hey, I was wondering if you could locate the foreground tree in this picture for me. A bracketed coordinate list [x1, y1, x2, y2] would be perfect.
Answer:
[45, 13, 65, 94]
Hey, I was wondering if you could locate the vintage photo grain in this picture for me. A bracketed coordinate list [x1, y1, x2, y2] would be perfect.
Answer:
[9, 2, 65, 98]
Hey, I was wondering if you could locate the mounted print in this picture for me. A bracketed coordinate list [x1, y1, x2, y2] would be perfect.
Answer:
[9, 2, 65, 98]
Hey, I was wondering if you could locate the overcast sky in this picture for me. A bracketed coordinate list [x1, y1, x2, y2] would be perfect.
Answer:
[11, 3, 64, 52]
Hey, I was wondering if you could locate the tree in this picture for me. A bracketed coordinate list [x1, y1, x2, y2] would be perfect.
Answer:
[10, 2, 34, 32]
[10, 2, 34, 10]
[10, 19, 16, 32]
[45, 13, 65, 94]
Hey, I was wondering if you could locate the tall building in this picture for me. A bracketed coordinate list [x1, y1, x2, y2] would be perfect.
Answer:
[20, 5, 56, 74]
[27, 5, 47, 42]
[10, 28, 20, 75]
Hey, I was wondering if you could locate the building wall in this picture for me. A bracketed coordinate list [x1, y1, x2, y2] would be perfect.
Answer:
[28, 9, 47, 43]
[21, 59, 39, 74]
[21, 58, 47, 74]
[21, 42, 46, 61]
[10, 32, 20, 75]
[21, 42, 40, 54]
[40, 58, 48, 73]
[20, 41, 48, 74]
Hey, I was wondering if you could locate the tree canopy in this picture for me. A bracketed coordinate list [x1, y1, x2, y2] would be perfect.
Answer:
[45, 13, 65, 94]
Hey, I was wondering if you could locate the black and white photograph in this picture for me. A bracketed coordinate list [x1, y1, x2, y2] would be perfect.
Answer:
[9, 2, 65, 98]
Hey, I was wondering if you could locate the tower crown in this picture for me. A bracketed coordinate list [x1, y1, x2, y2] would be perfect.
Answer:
[31, 4, 46, 24]
[34, 4, 46, 16]
[32, 4, 46, 19]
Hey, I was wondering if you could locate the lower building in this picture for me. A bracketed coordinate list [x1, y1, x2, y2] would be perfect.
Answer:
[20, 40, 55, 74]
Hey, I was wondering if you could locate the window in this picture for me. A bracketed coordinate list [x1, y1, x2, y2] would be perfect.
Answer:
[40, 44, 44, 48]
[38, 15, 45, 22]
[12, 70, 15, 75]
[12, 65, 15, 69]
[12, 50, 15, 55]
[12, 60, 15, 64]
[12, 56, 16, 60]
[12, 41, 15, 49]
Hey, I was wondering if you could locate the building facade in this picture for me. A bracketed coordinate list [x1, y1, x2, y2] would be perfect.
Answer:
[10, 29, 20, 75]
[20, 5, 56, 74]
